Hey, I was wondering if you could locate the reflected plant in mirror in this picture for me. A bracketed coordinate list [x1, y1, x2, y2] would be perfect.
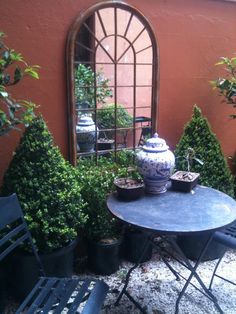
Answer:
[74, 64, 112, 112]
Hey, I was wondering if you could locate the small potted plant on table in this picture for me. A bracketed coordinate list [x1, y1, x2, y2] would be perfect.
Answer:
[170, 147, 203, 192]
[114, 167, 144, 201]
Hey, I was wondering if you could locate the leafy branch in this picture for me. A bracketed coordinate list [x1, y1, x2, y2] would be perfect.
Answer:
[210, 55, 236, 119]
[0, 32, 40, 136]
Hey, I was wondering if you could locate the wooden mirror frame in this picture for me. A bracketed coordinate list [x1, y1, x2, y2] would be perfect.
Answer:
[66, 0, 159, 165]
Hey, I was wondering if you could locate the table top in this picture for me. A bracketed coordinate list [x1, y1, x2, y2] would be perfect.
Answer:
[107, 185, 236, 235]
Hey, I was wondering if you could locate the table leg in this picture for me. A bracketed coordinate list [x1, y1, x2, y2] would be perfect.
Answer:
[152, 238, 180, 281]
[168, 235, 223, 314]
[115, 233, 152, 313]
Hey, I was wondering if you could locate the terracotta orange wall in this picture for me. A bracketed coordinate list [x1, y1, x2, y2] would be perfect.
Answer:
[1, 0, 236, 182]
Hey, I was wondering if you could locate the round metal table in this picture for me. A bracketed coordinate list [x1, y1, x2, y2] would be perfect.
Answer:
[107, 185, 236, 314]
[107, 185, 236, 235]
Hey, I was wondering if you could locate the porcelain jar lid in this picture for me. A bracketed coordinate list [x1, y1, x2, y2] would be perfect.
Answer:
[143, 133, 169, 152]
[78, 115, 94, 126]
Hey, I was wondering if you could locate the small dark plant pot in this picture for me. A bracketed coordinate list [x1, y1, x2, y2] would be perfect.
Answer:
[97, 138, 115, 151]
[87, 238, 122, 275]
[170, 171, 200, 192]
[176, 233, 227, 261]
[7, 239, 77, 301]
[114, 178, 144, 201]
[124, 229, 153, 263]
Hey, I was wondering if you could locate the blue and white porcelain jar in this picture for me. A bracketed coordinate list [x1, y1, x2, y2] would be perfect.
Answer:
[136, 133, 175, 194]
[76, 115, 99, 152]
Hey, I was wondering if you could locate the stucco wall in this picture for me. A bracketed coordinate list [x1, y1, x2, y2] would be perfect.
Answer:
[1, 0, 236, 182]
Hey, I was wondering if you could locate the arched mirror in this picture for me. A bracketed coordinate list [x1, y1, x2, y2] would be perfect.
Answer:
[67, 1, 159, 165]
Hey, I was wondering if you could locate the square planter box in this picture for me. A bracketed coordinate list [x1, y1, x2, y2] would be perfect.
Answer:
[170, 171, 200, 192]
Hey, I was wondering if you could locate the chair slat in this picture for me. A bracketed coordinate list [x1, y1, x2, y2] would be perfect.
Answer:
[40, 278, 77, 313]
[0, 222, 26, 246]
[25, 278, 59, 314]
[52, 278, 81, 314]
[0, 233, 28, 261]
[0, 194, 23, 229]
[15, 278, 47, 313]
[67, 279, 92, 314]
[81, 280, 109, 314]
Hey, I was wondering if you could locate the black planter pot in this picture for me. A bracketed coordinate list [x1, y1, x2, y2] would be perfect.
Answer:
[114, 178, 144, 201]
[176, 233, 227, 261]
[7, 239, 77, 301]
[170, 171, 200, 192]
[0, 260, 8, 313]
[124, 230, 153, 263]
[87, 238, 122, 275]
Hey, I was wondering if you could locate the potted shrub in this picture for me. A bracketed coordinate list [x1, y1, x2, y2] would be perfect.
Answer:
[1, 116, 87, 299]
[170, 147, 203, 192]
[174, 105, 235, 261]
[123, 225, 153, 263]
[77, 157, 130, 275]
[96, 103, 133, 147]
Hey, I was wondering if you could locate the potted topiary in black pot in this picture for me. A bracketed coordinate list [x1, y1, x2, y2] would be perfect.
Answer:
[170, 147, 203, 192]
[174, 105, 235, 261]
[124, 225, 153, 263]
[77, 158, 127, 275]
[1, 116, 87, 300]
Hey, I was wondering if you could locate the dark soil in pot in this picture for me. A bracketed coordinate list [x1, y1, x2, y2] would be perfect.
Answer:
[176, 233, 227, 261]
[7, 239, 77, 301]
[87, 238, 122, 275]
[170, 171, 200, 192]
[114, 178, 144, 201]
[124, 230, 153, 263]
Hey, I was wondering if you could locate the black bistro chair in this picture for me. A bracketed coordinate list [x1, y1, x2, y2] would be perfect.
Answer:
[209, 222, 236, 290]
[0, 194, 109, 313]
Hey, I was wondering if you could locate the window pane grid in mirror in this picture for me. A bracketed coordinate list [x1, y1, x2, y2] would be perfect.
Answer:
[68, 2, 158, 163]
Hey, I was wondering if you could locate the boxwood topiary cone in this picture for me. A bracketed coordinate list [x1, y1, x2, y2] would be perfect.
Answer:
[1, 116, 87, 253]
[175, 105, 235, 198]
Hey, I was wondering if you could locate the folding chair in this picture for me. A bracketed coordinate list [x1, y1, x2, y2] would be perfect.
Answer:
[209, 221, 236, 290]
[0, 194, 109, 313]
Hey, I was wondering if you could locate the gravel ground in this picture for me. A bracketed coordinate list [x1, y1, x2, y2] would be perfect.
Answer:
[4, 250, 236, 314]
[99, 250, 236, 314]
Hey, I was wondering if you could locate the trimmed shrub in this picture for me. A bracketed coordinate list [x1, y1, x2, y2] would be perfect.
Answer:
[1, 116, 87, 253]
[77, 156, 137, 241]
[175, 105, 235, 198]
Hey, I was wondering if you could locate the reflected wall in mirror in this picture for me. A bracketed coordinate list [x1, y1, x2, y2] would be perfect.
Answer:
[67, 1, 159, 164]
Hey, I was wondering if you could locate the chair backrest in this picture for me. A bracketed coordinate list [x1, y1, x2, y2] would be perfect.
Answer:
[0, 194, 44, 275]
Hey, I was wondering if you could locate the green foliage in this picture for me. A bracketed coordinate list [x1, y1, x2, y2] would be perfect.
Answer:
[0, 32, 40, 135]
[175, 105, 235, 197]
[74, 64, 112, 108]
[77, 157, 136, 241]
[1, 116, 87, 253]
[210, 55, 236, 119]
[97, 103, 133, 130]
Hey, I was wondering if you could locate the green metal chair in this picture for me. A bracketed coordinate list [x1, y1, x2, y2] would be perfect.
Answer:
[0, 194, 109, 313]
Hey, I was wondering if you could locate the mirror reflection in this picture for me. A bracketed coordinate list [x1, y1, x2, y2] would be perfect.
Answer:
[71, 5, 157, 159]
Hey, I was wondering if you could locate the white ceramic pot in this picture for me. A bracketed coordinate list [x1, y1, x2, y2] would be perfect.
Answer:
[76, 116, 99, 152]
[136, 133, 175, 194]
